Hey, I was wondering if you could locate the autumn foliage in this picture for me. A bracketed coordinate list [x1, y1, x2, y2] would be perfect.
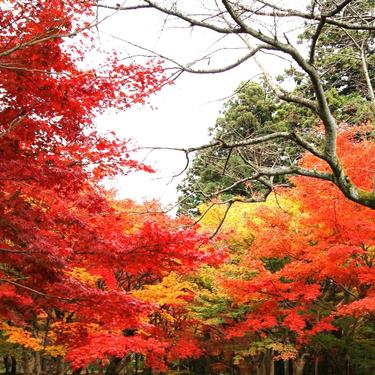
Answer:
[0, 1, 217, 373]
[0, 1, 374, 375]
[194, 124, 375, 374]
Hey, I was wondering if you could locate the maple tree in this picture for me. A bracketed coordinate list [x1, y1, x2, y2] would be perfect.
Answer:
[0, 1, 223, 374]
[1, 2, 374, 375]
[192, 123, 375, 375]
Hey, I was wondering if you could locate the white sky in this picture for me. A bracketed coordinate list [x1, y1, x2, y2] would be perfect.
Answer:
[94, 3, 304, 208]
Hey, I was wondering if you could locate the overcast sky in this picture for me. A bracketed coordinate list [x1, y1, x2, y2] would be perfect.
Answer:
[94, 3, 301, 208]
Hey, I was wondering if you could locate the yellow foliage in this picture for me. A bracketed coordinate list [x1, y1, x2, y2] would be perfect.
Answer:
[2, 323, 42, 351]
[66, 267, 100, 287]
[158, 310, 176, 322]
[37, 311, 48, 319]
[2, 320, 68, 356]
[198, 195, 301, 244]
[50, 321, 103, 336]
[132, 273, 196, 307]
[234, 340, 298, 362]
[43, 344, 66, 357]
[3, 238, 16, 247]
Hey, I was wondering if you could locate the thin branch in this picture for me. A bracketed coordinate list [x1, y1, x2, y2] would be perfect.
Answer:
[141, 0, 243, 35]
[309, 17, 326, 64]
[97, 4, 152, 11]
[0, 114, 27, 138]
[1, 279, 74, 302]
[325, 0, 354, 17]
[257, 166, 334, 182]
[142, 132, 293, 154]
[240, 1, 375, 30]
[0, 247, 29, 255]
[209, 200, 233, 239]
[0, 6, 124, 58]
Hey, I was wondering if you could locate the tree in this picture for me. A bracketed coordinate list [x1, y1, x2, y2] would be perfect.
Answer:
[0, 0, 163, 322]
[0, 2, 221, 373]
[299, 0, 374, 100]
[197, 124, 375, 374]
[177, 81, 302, 215]
[102, 0, 375, 208]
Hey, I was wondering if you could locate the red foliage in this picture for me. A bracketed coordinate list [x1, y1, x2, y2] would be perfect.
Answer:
[0, 1, 216, 370]
[223, 124, 375, 345]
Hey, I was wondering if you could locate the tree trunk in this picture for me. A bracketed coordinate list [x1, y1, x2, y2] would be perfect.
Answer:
[34, 352, 43, 375]
[255, 353, 265, 375]
[10, 356, 17, 375]
[191, 356, 210, 375]
[314, 357, 319, 375]
[135, 354, 139, 375]
[238, 360, 252, 375]
[257, 350, 273, 375]
[3, 356, 16, 375]
[292, 355, 307, 375]
[283, 360, 289, 375]
[105, 357, 122, 375]
[265, 349, 273, 375]
[4, 355, 10, 375]
[55, 357, 66, 375]
[23, 350, 34, 375]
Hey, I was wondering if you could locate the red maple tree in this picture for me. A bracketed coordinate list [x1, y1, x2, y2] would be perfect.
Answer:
[0, 2, 218, 372]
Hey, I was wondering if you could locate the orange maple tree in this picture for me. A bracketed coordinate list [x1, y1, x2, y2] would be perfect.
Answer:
[218, 124, 375, 372]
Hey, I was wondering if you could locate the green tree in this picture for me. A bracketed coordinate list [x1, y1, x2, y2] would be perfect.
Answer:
[176, 0, 374, 215]
[110, 0, 375, 209]
[177, 82, 299, 215]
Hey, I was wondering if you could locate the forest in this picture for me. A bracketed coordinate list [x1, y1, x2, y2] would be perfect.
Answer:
[0, 1, 374, 375]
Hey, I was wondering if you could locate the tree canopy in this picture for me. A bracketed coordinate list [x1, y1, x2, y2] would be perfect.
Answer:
[0, 1, 374, 375]
[104, 0, 375, 208]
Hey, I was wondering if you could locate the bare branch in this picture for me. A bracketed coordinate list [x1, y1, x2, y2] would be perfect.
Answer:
[142, 0, 242, 34]
[0, 114, 27, 138]
[240, 0, 375, 30]
[325, 0, 355, 17]
[309, 17, 326, 64]
[98, 4, 152, 11]
[142, 132, 293, 154]
[209, 200, 233, 239]
[256, 166, 333, 182]
[109, 0, 375, 209]
[0, 6, 124, 58]
[0, 247, 29, 254]
[1, 279, 75, 302]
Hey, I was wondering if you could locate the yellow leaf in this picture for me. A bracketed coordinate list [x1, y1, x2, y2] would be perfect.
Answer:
[133, 273, 196, 307]
[2, 323, 42, 351]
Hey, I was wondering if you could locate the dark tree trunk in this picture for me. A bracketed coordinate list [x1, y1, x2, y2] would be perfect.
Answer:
[10, 356, 17, 375]
[4, 356, 10, 375]
[105, 357, 122, 375]
[55, 357, 66, 375]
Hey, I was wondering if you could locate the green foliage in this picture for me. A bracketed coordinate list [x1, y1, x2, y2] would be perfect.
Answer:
[177, 82, 301, 215]
[178, 0, 374, 217]
[261, 256, 291, 273]
[189, 265, 250, 326]
[312, 328, 375, 374]
[303, 0, 375, 99]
